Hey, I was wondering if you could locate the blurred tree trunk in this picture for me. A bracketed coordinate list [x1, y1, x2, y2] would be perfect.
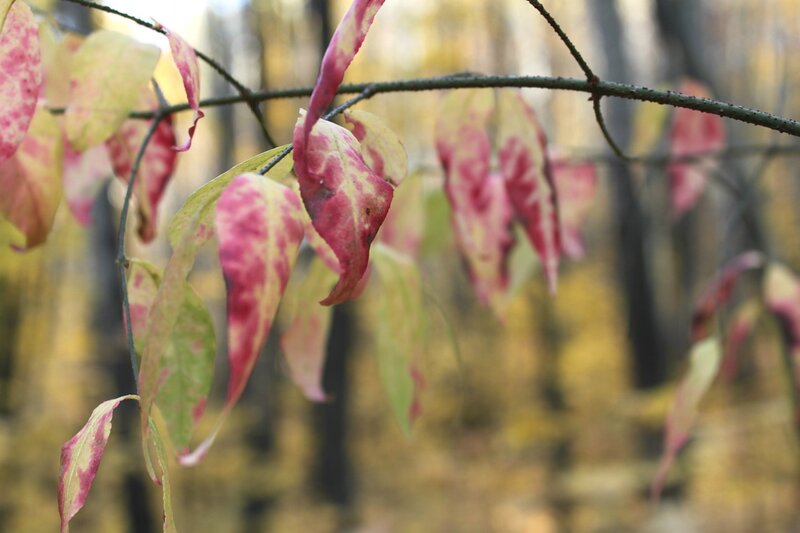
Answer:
[588, 0, 667, 390]
[307, 0, 357, 517]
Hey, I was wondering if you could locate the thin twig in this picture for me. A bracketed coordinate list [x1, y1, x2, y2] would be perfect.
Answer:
[117, 113, 166, 382]
[60, 0, 277, 147]
[48, 74, 800, 140]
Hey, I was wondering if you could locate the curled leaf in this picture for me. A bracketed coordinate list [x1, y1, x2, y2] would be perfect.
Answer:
[668, 80, 726, 218]
[216, 173, 305, 407]
[690, 250, 764, 341]
[550, 156, 597, 260]
[344, 108, 407, 186]
[280, 256, 338, 401]
[496, 89, 560, 294]
[58, 395, 139, 533]
[66, 30, 160, 151]
[0, 1, 42, 166]
[653, 338, 721, 500]
[159, 23, 204, 151]
[0, 107, 63, 249]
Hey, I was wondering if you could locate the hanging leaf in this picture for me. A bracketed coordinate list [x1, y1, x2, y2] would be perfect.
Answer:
[372, 244, 426, 434]
[0, 107, 63, 250]
[146, 414, 177, 533]
[344, 108, 407, 186]
[436, 90, 514, 314]
[0, 1, 42, 166]
[293, 115, 394, 305]
[168, 145, 293, 250]
[58, 394, 139, 533]
[721, 299, 760, 380]
[62, 142, 113, 226]
[668, 79, 726, 218]
[40, 30, 82, 109]
[293, 0, 390, 305]
[158, 23, 204, 152]
[550, 155, 597, 260]
[652, 338, 721, 500]
[65, 30, 159, 151]
[496, 89, 560, 294]
[106, 89, 178, 242]
[378, 170, 425, 258]
[127, 260, 216, 450]
[280, 256, 338, 402]
[690, 250, 763, 341]
[216, 173, 305, 407]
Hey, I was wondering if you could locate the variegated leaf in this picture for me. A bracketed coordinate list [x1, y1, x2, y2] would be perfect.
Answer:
[62, 142, 113, 226]
[106, 89, 178, 242]
[0, 1, 42, 166]
[550, 155, 597, 260]
[58, 394, 139, 533]
[216, 173, 305, 407]
[0, 0, 13, 31]
[168, 145, 293, 250]
[127, 260, 216, 450]
[496, 89, 560, 294]
[652, 338, 721, 500]
[373, 244, 426, 434]
[40, 30, 82, 109]
[378, 170, 425, 257]
[280, 256, 338, 402]
[691, 250, 763, 341]
[435, 90, 514, 314]
[65, 30, 159, 151]
[668, 79, 726, 218]
[159, 23, 204, 152]
[294, 115, 393, 305]
[0, 107, 63, 249]
[344, 108, 407, 186]
[147, 414, 176, 533]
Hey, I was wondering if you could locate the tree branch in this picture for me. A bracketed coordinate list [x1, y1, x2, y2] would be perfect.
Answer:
[60, 0, 277, 147]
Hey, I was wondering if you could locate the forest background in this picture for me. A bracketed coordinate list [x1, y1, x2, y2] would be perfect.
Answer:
[1, 0, 799, 531]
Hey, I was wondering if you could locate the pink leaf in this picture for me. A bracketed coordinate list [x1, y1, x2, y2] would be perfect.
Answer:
[668, 79, 726, 218]
[62, 142, 113, 226]
[216, 173, 305, 408]
[344, 108, 407, 186]
[58, 394, 138, 533]
[496, 89, 560, 294]
[721, 299, 760, 381]
[653, 338, 721, 500]
[436, 89, 514, 315]
[106, 89, 178, 242]
[293, 116, 394, 305]
[690, 250, 764, 340]
[280, 257, 337, 402]
[550, 155, 597, 260]
[0, 1, 42, 166]
[0, 107, 63, 250]
[158, 23, 204, 152]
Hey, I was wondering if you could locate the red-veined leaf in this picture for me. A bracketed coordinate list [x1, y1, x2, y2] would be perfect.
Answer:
[280, 256, 338, 402]
[65, 30, 159, 151]
[550, 155, 597, 260]
[0, 106, 63, 250]
[496, 89, 560, 294]
[106, 89, 178, 242]
[62, 142, 113, 226]
[721, 299, 760, 381]
[690, 250, 763, 341]
[294, 115, 394, 305]
[652, 338, 721, 500]
[668, 79, 726, 218]
[58, 394, 139, 533]
[217, 173, 305, 407]
[0, 1, 42, 166]
[127, 260, 216, 450]
[158, 23, 204, 152]
[763, 263, 800, 422]
[344, 108, 407, 186]
[373, 244, 426, 434]
[436, 89, 515, 315]
[167, 145, 293, 250]
[378, 170, 425, 257]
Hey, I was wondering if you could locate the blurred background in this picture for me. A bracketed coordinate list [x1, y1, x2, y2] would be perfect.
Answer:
[1, 0, 800, 531]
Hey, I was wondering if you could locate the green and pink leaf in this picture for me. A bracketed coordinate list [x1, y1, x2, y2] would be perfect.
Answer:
[63, 142, 113, 226]
[344, 108, 407, 187]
